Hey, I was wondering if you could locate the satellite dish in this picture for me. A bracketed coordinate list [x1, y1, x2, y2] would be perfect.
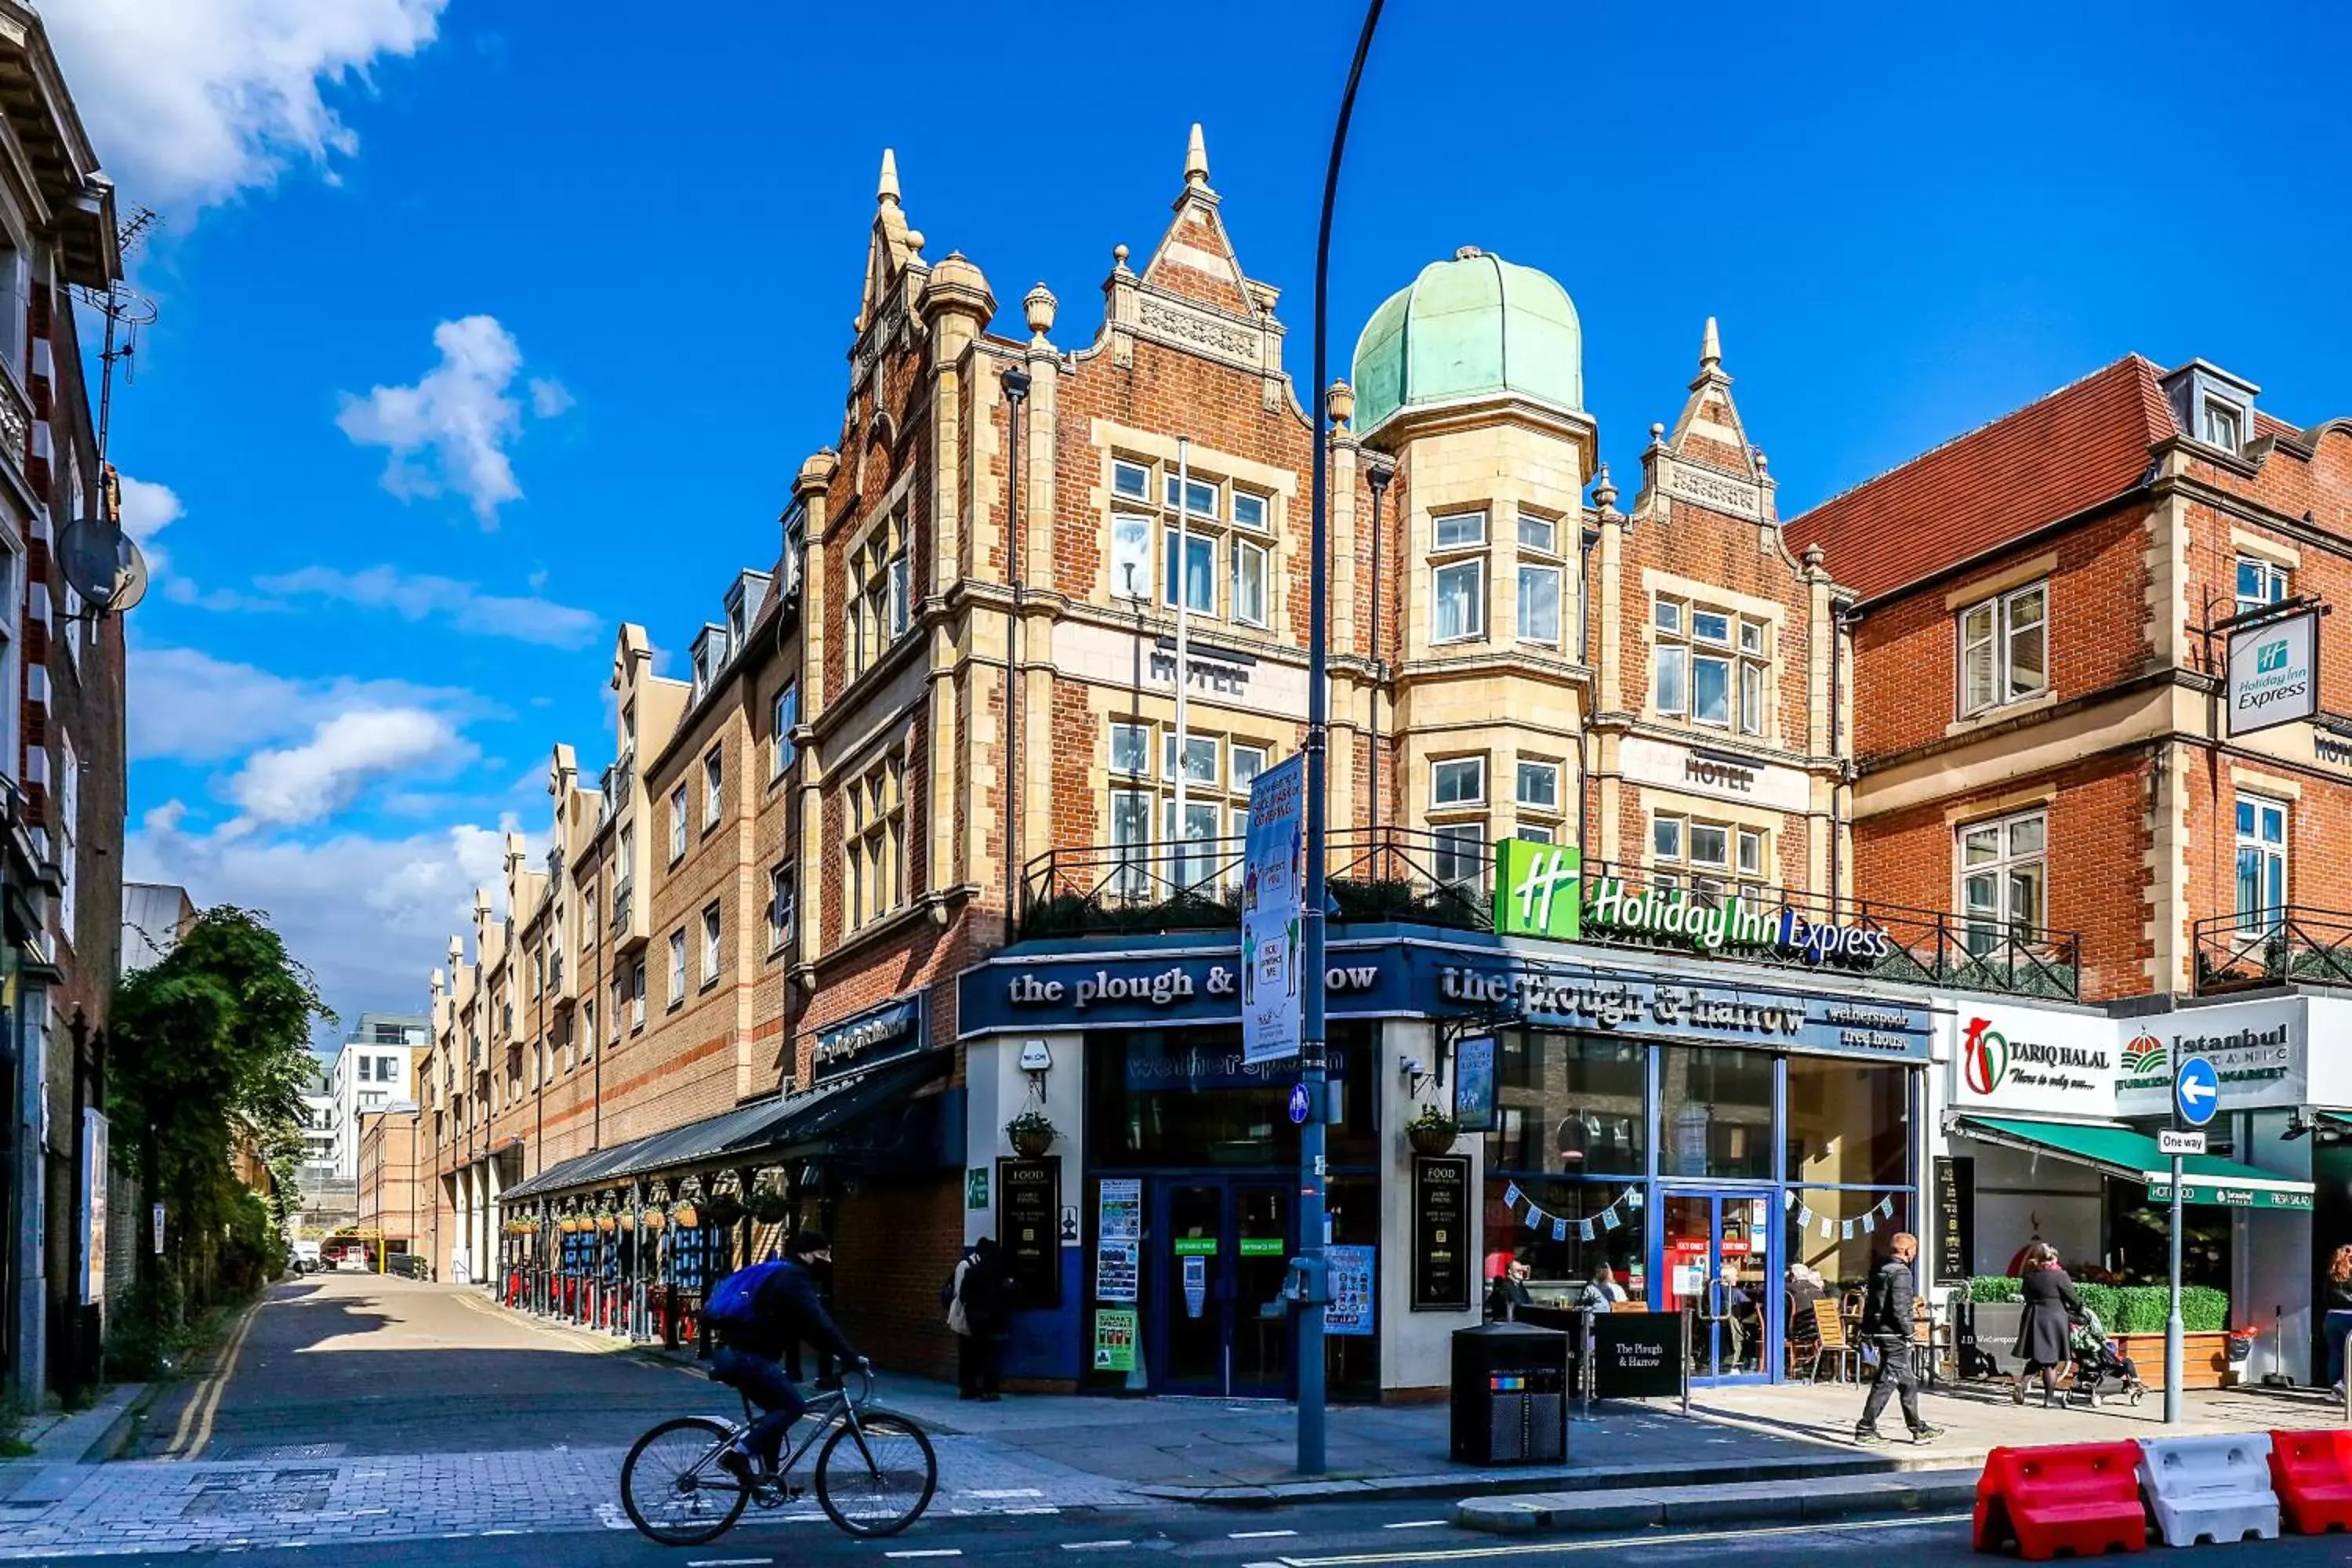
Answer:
[56, 517, 144, 614]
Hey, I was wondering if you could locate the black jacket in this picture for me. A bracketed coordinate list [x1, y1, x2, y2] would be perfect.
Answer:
[1858, 1255, 1918, 1340]
[724, 1260, 858, 1362]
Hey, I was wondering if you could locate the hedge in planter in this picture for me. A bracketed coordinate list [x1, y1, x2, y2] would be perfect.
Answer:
[1966, 1276, 2229, 1332]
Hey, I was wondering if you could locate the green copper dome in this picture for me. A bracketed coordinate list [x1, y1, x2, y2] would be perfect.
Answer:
[1350, 247, 1583, 434]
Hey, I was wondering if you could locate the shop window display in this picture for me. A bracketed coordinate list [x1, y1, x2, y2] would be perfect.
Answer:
[1657, 1046, 1773, 1180]
[1481, 1178, 1646, 1309]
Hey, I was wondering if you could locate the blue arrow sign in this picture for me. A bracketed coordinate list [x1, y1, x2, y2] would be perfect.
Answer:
[1288, 1082, 1312, 1126]
[2175, 1054, 2220, 1128]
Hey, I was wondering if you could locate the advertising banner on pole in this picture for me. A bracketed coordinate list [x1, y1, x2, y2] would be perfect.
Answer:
[1240, 754, 1305, 1065]
[81, 1110, 108, 1308]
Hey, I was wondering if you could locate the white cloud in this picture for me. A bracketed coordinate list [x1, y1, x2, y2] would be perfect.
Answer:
[339, 315, 565, 525]
[226, 707, 474, 828]
[43, 0, 449, 210]
[117, 474, 183, 572]
[128, 643, 492, 763]
[128, 804, 539, 1036]
[528, 377, 575, 418]
[251, 564, 601, 648]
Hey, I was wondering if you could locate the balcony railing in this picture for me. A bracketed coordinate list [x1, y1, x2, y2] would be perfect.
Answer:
[1019, 831, 2081, 1000]
[2193, 907, 2352, 993]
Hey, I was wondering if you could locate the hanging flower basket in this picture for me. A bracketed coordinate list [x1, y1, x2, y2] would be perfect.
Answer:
[617, 1210, 637, 1231]
[702, 1192, 743, 1229]
[750, 1190, 791, 1225]
[558, 1217, 581, 1234]
[641, 1209, 666, 1232]
[595, 1213, 619, 1234]
[670, 1203, 699, 1229]
[1006, 1109, 1059, 1158]
[1406, 1105, 1460, 1156]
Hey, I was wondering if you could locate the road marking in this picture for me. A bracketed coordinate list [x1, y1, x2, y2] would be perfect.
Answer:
[1000, 1505, 1062, 1515]
[1062, 1541, 1134, 1552]
[1231, 1530, 1299, 1538]
[168, 1292, 266, 1460]
[965, 1486, 1044, 1497]
[1383, 1519, 1449, 1529]
[686, 1559, 774, 1566]
[1272, 1511, 1976, 1565]
[883, 1552, 962, 1560]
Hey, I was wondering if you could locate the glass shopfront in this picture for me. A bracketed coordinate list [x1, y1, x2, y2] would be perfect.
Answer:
[1083, 1022, 1380, 1399]
[1483, 1028, 1919, 1385]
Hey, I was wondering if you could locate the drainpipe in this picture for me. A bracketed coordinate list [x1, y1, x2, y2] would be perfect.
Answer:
[1000, 366, 1031, 938]
[1365, 463, 1394, 835]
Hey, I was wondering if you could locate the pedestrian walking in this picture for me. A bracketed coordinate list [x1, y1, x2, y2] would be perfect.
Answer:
[2321, 1244, 2352, 1396]
[949, 1237, 1011, 1401]
[2009, 1241, 2084, 1406]
[1853, 1231, 1941, 1444]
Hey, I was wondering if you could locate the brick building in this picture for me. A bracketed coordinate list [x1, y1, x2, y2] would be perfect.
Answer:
[0, 0, 127, 1406]
[358, 1106, 424, 1261]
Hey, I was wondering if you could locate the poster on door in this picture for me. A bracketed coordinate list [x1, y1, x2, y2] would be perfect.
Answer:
[1327, 1244, 1374, 1337]
[1182, 1254, 1207, 1319]
[1093, 1308, 1138, 1373]
[1096, 1177, 1142, 1304]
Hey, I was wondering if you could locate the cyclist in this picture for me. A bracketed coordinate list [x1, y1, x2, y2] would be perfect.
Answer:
[706, 1230, 866, 1485]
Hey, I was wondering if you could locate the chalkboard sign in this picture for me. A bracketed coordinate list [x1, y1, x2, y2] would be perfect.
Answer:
[1935, 1156, 1974, 1283]
[1412, 1156, 1473, 1311]
[996, 1156, 1062, 1310]
[1591, 1311, 1682, 1399]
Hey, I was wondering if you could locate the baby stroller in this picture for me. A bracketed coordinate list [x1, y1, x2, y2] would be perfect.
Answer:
[2067, 1309, 2147, 1406]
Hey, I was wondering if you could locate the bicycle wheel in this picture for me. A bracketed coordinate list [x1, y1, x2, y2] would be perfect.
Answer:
[620, 1416, 750, 1546]
[815, 1410, 938, 1537]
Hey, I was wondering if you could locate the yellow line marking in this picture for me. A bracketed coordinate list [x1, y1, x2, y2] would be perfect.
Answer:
[166, 1294, 266, 1461]
[1274, 1511, 1975, 1566]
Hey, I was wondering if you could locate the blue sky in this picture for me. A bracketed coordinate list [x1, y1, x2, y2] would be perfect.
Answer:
[55, 0, 2352, 1035]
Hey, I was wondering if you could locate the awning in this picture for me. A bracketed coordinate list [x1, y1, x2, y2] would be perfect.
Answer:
[501, 1051, 949, 1203]
[1954, 1115, 2315, 1211]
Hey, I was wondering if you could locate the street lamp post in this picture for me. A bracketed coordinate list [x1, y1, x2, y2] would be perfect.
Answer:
[1299, 0, 1388, 1478]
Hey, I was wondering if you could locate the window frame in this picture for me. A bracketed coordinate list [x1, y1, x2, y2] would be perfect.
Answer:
[2234, 556, 2288, 618]
[1515, 759, 1560, 812]
[1432, 557, 1486, 644]
[2201, 397, 2244, 451]
[702, 902, 723, 986]
[2234, 793, 2288, 930]
[703, 747, 724, 832]
[772, 681, 800, 777]
[1957, 581, 2049, 717]
[667, 929, 687, 1009]
[1231, 535, 1269, 628]
[1958, 808, 2048, 955]
[668, 784, 688, 865]
[769, 863, 796, 956]
[1432, 755, 1487, 808]
[1163, 525, 1216, 615]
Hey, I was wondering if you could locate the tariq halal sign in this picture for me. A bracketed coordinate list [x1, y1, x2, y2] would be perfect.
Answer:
[1494, 840, 1893, 967]
[1951, 1006, 2116, 1117]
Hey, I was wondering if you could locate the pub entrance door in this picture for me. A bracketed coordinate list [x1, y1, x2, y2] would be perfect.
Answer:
[1657, 1189, 1777, 1384]
[1150, 1176, 1294, 1397]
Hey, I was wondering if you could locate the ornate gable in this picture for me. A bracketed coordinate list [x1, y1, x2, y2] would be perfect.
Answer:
[1632, 318, 1777, 528]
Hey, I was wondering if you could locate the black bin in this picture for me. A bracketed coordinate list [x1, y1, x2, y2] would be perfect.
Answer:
[1450, 1321, 1570, 1465]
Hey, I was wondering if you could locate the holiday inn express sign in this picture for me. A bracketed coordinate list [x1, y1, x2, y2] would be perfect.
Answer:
[1494, 840, 1894, 967]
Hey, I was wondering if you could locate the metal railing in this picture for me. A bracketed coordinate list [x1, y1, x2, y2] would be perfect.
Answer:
[2192, 906, 2352, 993]
[1018, 833, 2081, 999]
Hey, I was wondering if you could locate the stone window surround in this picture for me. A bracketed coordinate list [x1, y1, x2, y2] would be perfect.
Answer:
[1091, 422, 1296, 618]
[1637, 568, 1785, 743]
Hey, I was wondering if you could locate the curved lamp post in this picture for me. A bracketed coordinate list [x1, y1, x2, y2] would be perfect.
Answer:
[1299, 0, 1388, 1478]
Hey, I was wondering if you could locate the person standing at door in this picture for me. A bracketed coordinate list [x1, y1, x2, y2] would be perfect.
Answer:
[949, 1237, 1012, 1401]
[1853, 1232, 1942, 1445]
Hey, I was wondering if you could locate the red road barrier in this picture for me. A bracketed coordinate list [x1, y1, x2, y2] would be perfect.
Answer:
[1973, 1441, 2147, 1560]
[2269, 1428, 2352, 1534]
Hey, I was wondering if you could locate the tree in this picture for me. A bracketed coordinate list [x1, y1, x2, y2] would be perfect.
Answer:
[107, 907, 336, 1335]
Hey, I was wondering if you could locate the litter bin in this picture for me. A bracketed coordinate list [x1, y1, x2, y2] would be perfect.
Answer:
[1450, 1321, 1570, 1465]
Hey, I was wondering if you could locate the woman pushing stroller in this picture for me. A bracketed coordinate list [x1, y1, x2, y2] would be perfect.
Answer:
[2010, 1242, 2083, 1406]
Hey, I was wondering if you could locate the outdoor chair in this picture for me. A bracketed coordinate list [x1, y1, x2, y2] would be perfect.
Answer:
[1809, 1298, 1859, 1382]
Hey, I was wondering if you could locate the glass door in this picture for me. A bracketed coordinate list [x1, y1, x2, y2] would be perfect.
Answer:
[1152, 1178, 1294, 1396]
[1659, 1190, 1777, 1382]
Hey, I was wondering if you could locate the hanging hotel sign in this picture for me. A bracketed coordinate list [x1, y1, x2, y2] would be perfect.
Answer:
[811, 995, 927, 1083]
[2225, 608, 2318, 738]
[1492, 841, 1894, 968]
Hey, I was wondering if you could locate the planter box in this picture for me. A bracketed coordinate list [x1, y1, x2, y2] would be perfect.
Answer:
[2111, 1330, 2229, 1391]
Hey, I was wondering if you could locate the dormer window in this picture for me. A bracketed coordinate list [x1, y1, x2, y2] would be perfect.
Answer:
[2201, 397, 2243, 452]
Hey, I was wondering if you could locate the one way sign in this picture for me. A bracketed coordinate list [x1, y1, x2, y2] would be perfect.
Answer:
[2174, 1054, 2220, 1129]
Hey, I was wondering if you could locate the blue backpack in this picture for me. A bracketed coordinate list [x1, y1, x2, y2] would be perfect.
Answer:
[705, 1260, 788, 1333]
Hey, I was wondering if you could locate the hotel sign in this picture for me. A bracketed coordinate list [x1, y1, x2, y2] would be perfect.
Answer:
[1494, 841, 1894, 967]
[2226, 608, 2318, 738]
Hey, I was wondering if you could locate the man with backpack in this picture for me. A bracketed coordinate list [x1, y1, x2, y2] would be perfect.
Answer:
[702, 1230, 866, 1483]
[946, 1237, 1011, 1401]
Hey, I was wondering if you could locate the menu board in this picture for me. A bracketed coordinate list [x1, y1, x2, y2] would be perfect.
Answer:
[1935, 1156, 1974, 1283]
[1411, 1156, 1472, 1311]
[997, 1157, 1062, 1310]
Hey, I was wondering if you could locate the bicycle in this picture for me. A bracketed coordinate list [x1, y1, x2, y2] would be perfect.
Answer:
[619, 1363, 938, 1544]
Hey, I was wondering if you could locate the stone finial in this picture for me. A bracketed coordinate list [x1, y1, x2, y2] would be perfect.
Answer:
[1112, 242, 1131, 272]
[1700, 315, 1722, 372]
[1592, 462, 1619, 511]
[878, 148, 901, 208]
[1755, 448, 1771, 475]
[1185, 122, 1210, 187]
[1650, 422, 1666, 444]
[1024, 282, 1058, 342]
[430, 967, 445, 993]
[905, 229, 925, 257]
[1802, 541, 1825, 569]
[447, 935, 464, 962]
[1327, 379, 1356, 426]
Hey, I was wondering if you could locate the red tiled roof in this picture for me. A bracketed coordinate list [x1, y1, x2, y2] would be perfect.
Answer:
[1787, 355, 2176, 601]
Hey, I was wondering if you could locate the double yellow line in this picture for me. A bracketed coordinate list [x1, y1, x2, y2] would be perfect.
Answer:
[161, 1295, 265, 1461]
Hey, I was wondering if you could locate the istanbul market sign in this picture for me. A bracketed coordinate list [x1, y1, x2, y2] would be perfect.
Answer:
[1494, 840, 1895, 967]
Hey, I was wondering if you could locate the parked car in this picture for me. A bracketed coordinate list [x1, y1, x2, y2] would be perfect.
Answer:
[336, 1250, 372, 1273]
[290, 1240, 321, 1274]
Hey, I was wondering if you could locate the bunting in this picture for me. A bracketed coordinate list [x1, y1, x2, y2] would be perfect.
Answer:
[1493, 1183, 1907, 1247]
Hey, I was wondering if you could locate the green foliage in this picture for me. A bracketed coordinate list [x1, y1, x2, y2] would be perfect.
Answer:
[106, 906, 332, 1341]
[1968, 1274, 2021, 1303]
[1966, 1276, 2228, 1333]
[0, 1393, 32, 1458]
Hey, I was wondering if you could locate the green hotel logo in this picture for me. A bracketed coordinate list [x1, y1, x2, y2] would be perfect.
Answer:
[1495, 840, 1584, 940]
[2257, 639, 2289, 673]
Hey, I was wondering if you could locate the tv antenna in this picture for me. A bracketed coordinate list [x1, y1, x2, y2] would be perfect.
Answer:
[71, 204, 161, 467]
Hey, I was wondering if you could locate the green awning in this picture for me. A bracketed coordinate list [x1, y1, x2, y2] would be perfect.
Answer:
[1954, 1116, 2315, 1211]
